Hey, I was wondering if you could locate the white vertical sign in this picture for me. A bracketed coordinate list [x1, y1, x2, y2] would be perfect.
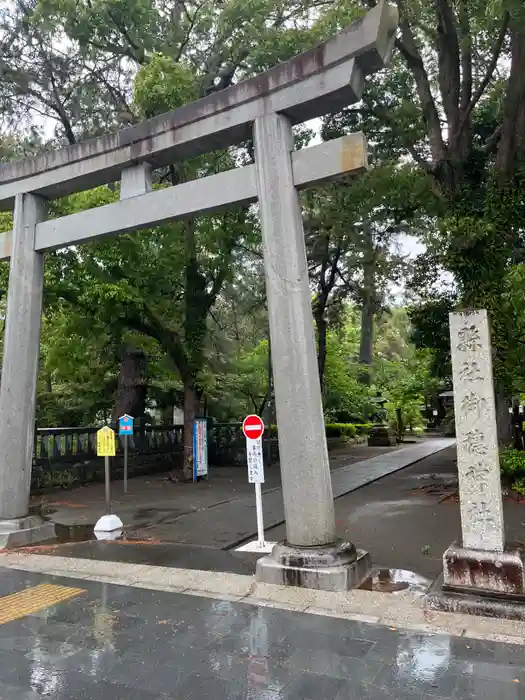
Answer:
[247, 436, 265, 484]
[235, 415, 275, 553]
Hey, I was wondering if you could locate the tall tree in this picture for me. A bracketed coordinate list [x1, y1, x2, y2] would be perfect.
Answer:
[306, 160, 421, 391]
[0, 0, 328, 476]
[323, 0, 525, 400]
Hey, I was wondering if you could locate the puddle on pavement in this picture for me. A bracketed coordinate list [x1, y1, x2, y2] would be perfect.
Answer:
[33, 523, 162, 548]
[360, 568, 431, 595]
[54, 523, 97, 543]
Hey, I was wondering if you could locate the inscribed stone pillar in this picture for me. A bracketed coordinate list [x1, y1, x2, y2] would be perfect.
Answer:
[449, 310, 504, 552]
[253, 113, 336, 548]
[438, 309, 525, 603]
[0, 193, 46, 520]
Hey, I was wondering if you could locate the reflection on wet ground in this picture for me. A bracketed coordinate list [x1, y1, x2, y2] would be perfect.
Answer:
[18, 538, 436, 594]
[360, 568, 432, 595]
[12, 539, 257, 574]
[54, 523, 96, 543]
[0, 567, 523, 699]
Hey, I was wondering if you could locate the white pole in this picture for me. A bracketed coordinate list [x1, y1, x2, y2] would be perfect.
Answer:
[124, 435, 128, 494]
[255, 482, 265, 547]
[104, 456, 111, 514]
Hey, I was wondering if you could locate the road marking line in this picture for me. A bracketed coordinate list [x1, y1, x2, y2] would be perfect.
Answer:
[0, 583, 85, 624]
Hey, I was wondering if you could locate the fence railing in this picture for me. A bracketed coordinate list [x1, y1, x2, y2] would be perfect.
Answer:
[35, 424, 184, 463]
[31, 421, 347, 491]
[31, 422, 277, 491]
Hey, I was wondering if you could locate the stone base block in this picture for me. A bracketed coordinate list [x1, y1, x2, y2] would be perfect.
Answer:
[255, 540, 371, 591]
[368, 425, 397, 447]
[426, 573, 525, 620]
[0, 516, 56, 549]
[442, 541, 525, 598]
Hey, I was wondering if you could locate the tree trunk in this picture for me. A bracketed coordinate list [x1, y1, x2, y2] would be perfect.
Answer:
[495, 21, 525, 182]
[359, 301, 374, 386]
[183, 378, 198, 480]
[359, 226, 376, 386]
[495, 383, 512, 446]
[315, 310, 328, 393]
[161, 404, 174, 425]
[111, 346, 147, 422]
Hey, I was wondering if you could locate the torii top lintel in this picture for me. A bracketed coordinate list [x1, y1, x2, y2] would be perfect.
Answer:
[0, 1, 398, 210]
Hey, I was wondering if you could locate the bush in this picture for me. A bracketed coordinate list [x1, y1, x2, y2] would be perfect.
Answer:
[512, 478, 525, 496]
[267, 422, 372, 440]
[325, 423, 357, 439]
[500, 447, 525, 479]
[353, 423, 373, 436]
[500, 447, 525, 494]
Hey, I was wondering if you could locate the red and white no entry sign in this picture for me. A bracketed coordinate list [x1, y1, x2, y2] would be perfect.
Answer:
[242, 414, 265, 441]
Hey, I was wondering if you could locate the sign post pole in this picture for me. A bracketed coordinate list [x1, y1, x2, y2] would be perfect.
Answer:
[255, 482, 265, 547]
[118, 415, 134, 494]
[95, 426, 123, 538]
[124, 436, 128, 493]
[104, 455, 111, 514]
[236, 415, 275, 554]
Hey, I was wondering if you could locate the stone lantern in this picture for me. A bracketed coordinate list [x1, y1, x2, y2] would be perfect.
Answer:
[367, 393, 397, 447]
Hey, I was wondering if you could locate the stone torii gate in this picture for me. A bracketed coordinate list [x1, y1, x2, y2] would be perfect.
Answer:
[0, 2, 398, 587]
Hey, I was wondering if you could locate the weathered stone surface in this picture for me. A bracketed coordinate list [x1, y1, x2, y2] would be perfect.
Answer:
[28, 133, 366, 257]
[442, 541, 525, 596]
[435, 310, 525, 606]
[0, 516, 56, 549]
[254, 113, 336, 548]
[0, 2, 397, 207]
[427, 581, 525, 620]
[449, 309, 504, 553]
[0, 194, 46, 520]
[0, 133, 368, 261]
[120, 163, 152, 199]
[256, 541, 371, 591]
[367, 426, 397, 447]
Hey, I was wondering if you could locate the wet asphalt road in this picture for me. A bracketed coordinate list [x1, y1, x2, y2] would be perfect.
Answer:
[0, 567, 524, 699]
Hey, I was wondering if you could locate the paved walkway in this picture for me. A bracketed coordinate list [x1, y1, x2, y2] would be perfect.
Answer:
[157, 438, 453, 548]
[39, 438, 453, 549]
[0, 564, 523, 699]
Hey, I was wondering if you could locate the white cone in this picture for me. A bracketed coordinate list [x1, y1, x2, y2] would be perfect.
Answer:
[94, 529, 123, 541]
[94, 514, 123, 533]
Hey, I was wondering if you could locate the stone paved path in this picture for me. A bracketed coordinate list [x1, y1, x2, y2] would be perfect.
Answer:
[39, 438, 453, 549]
[180, 438, 454, 549]
[37, 441, 403, 533]
[0, 566, 523, 700]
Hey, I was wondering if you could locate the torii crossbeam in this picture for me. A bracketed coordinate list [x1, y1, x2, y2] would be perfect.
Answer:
[0, 0, 398, 590]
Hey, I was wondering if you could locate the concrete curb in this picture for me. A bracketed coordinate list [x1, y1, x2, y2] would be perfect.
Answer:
[1, 552, 524, 646]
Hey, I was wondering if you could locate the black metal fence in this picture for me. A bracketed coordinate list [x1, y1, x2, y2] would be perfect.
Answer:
[31, 423, 278, 491]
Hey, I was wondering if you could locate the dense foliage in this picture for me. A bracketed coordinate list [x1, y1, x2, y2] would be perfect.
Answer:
[500, 448, 525, 495]
[1, 0, 525, 474]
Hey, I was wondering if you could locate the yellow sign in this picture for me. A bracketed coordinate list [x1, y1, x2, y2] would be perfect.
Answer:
[97, 426, 116, 457]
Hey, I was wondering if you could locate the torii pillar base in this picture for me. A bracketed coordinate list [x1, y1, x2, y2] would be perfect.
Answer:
[256, 540, 371, 591]
[0, 516, 55, 549]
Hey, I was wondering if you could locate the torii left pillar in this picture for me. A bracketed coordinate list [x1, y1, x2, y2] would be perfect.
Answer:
[0, 193, 56, 547]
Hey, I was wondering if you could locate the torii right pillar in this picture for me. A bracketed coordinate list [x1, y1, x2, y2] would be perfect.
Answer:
[253, 114, 371, 590]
